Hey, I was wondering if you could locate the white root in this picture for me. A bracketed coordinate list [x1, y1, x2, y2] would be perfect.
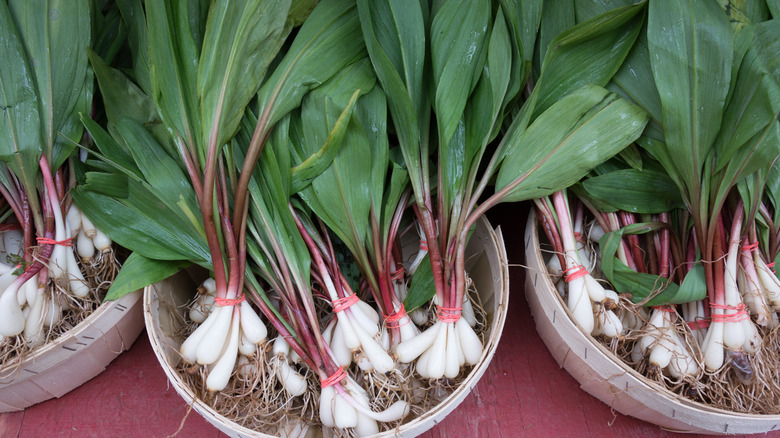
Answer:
[206, 307, 241, 392]
[0, 278, 26, 336]
[272, 336, 307, 396]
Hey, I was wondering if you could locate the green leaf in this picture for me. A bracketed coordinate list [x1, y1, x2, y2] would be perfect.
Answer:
[198, 0, 292, 149]
[81, 171, 128, 198]
[146, 0, 201, 152]
[92, 3, 126, 65]
[357, 0, 427, 199]
[647, 0, 733, 201]
[714, 20, 780, 175]
[0, 2, 42, 180]
[290, 89, 362, 194]
[80, 114, 142, 180]
[9, 0, 91, 163]
[496, 0, 542, 103]
[113, 119, 199, 215]
[536, 0, 575, 69]
[105, 254, 190, 301]
[258, 0, 366, 129]
[430, 0, 490, 147]
[533, 1, 645, 117]
[88, 49, 163, 138]
[404, 253, 435, 312]
[116, 0, 152, 95]
[581, 168, 685, 213]
[496, 84, 648, 202]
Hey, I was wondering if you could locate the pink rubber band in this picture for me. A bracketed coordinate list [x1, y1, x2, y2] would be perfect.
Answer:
[710, 303, 749, 322]
[214, 294, 246, 306]
[687, 319, 710, 330]
[320, 366, 347, 388]
[563, 265, 588, 282]
[36, 236, 73, 247]
[331, 294, 359, 313]
[742, 241, 759, 252]
[437, 306, 462, 323]
[383, 305, 410, 328]
[391, 267, 405, 281]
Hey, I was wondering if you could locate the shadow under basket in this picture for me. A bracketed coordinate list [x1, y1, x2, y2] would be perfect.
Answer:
[0, 290, 145, 413]
[524, 210, 780, 435]
[144, 215, 509, 438]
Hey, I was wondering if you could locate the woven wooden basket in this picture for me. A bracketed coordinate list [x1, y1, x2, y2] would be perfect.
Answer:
[144, 215, 509, 437]
[0, 290, 145, 413]
[524, 210, 780, 434]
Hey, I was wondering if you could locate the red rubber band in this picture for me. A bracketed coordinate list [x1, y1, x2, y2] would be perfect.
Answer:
[331, 294, 359, 313]
[214, 294, 246, 306]
[383, 305, 410, 328]
[437, 305, 462, 323]
[710, 303, 749, 322]
[654, 305, 676, 313]
[573, 232, 585, 243]
[767, 262, 776, 273]
[320, 366, 347, 388]
[563, 265, 588, 282]
[419, 240, 428, 252]
[391, 267, 405, 281]
[687, 319, 710, 330]
[36, 237, 73, 247]
[742, 241, 759, 252]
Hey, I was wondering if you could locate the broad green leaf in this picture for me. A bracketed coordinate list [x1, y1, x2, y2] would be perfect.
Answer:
[496, 84, 648, 202]
[770, 0, 780, 19]
[575, 0, 637, 22]
[105, 254, 191, 301]
[357, 0, 427, 198]
[533, 1, 645, 117]
[0, 3, 42, 180]
[497, 0, 542, 103]
[80, 171, 128, 198]
[404, 253, 435, 312]
[430, 0, 490, 147]
[293, 62, 376, 260]
[80, 115, 142, 180]
[198, 0, 291, 149]
[609, 22, 662, 126]
[9, 0, 91, 163]
[114, 119, 199, 216]
[647, 0, 733, 201]
[768, 160, 780, 222]
[290, 90, 362, 194]
[88, 49, 163, 139]
[582, 168, 685, 213]
[713, 120, 780, 210]
[116, 0, 152, 95]
[92, 3, 126, 65]
[714, 21, 780, 174]
[146, 0, 201, 153]
[258, 0, 366, 129]
[536, 0, 575, 68]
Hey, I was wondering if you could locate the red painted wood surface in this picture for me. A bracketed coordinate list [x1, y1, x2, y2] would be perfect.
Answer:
[1, 203, 778, 437]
